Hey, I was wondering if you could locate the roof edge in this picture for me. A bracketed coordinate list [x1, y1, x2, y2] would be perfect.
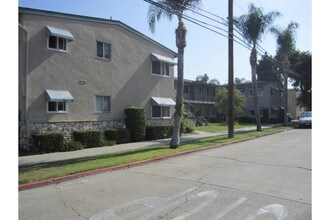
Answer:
[19, 7, 177, 57]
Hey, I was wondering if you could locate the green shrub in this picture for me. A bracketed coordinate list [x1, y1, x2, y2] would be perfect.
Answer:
[104, 128, 131, 144]
[32, 132, 64, 154]
[181, 117, 196, 133]
[100, 139, 116, 147]
[72, 130, 102, 148]
[116, 129, 131, 144]
[104, 129, 117, 141]
[146, 125, 173, 140]
[62, 140, 84, 152]
[125, 107, 146, 142]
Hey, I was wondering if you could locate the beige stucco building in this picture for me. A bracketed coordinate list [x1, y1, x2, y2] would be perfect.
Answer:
[234, 81, 285, 123]
[288, 89, 307, 119]
[19, 8, 177, 149]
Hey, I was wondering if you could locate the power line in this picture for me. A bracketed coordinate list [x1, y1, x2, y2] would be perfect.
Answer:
[143, 0, 303, 79]
[144, 0, 252, 51]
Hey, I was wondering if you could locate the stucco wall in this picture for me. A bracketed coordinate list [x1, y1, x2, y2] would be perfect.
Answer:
[21, 12, 175, 123]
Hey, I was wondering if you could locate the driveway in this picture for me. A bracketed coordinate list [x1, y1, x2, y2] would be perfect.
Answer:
[19, 129, 311, 219]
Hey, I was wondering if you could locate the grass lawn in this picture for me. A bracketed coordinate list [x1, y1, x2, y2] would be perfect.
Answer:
[195, 123, 255, 133]
[19, 126, 289, 185]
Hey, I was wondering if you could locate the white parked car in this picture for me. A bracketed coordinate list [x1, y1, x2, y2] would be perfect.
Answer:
[298, 111, 312, 128]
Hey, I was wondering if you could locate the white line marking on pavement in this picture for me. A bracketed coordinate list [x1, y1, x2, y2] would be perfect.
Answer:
[245, 204, 288, 220]
[209, 197, 247, 220]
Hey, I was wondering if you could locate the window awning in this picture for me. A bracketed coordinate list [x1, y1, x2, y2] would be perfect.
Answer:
[46, 89, 74, 102]
[46, 26, 74, 41]
[150, 53, 176, 65]
[151, 97, 176, 106]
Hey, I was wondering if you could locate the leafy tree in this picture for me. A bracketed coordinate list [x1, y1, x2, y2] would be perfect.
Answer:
[270, 21, 299, 125]
[147, 0, 202, 148]
[215, 87, 246, 121]
[289, 50, 312, 110]
[235, 4, 280, 131]
[257, 54, 282, 83]
[209, 79, 220, 85]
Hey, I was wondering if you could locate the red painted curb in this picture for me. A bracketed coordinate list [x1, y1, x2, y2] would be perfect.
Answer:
[19, 136, 257, 191]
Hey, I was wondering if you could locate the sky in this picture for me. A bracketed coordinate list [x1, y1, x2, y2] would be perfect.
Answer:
[17, 0, 311, 85]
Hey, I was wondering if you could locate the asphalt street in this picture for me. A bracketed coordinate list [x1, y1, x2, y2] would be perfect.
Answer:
[19, 129, 311, 220]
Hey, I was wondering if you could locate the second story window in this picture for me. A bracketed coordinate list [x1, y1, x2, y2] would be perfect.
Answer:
[48, 35, 67, 51]
[150, 53, 176, 77]
[152, 61, 170, 76]
[97, 41, 111, 60]
[249, 87, 264, 97]
[46, 26, 74, 52]
[183, 85, 189, 94]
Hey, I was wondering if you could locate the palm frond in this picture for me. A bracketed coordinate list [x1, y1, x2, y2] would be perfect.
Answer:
[146, 0, 202, 33]
[235, 3, 281, 46]
[271, 21, 299, 58]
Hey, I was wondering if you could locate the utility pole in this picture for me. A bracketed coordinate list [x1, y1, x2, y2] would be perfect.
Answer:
[228, 0, 234, 138]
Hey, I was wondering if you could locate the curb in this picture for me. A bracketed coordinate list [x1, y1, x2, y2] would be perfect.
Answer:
[19, 136, 257, 191]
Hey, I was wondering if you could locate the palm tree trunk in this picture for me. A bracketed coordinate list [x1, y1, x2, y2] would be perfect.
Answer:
[250, 47, 262, 131]
[170, 19, 186, 149]
[282, 57, 289, 126]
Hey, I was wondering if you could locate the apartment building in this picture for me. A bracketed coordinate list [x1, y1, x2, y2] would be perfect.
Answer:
[19, 8, 177, 149]
[175, 79, 219, 121]
[177, 79, 286, 123]
[234, 81, 285, 123]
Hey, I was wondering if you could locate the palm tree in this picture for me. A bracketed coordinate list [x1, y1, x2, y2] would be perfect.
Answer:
[196, 73, 220, 85]
[147, 0, 202, 148]
[270, 22, 299, 125]
[196, 73, 209, 83]
[235, 4, 280, 131]
[234, 77, 246, 84]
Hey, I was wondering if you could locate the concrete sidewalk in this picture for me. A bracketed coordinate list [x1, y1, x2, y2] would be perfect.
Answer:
[19, 126, 269, 167]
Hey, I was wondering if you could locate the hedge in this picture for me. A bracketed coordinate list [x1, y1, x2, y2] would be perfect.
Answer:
[72, 130, 102, 148]
[125, 107, 146, 142]
[104, 128, 131, 144]
[32, 132, 64, 154]
[146, 125, 173, 141]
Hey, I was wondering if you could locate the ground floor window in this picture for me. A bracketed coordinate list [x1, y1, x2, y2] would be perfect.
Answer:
[47, 101, 67, 113]
[249, 109, 263, 116]
[152, 106, 170, 118]
[96, 96, 111, 112]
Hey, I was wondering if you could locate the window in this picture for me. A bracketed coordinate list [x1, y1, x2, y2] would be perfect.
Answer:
[48, 36, 67, 51]
[152, 61, 170, 76]
[96, 96, 111, 112]
[210, 89, 215, 97]
[249, 89, 263, 97]
[183, 85, 189, 94]
[47, 101, 67, 113]
[97, 41, 111, 60]
[250, 109, 263, 116]
[152, 106, 170, 118]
